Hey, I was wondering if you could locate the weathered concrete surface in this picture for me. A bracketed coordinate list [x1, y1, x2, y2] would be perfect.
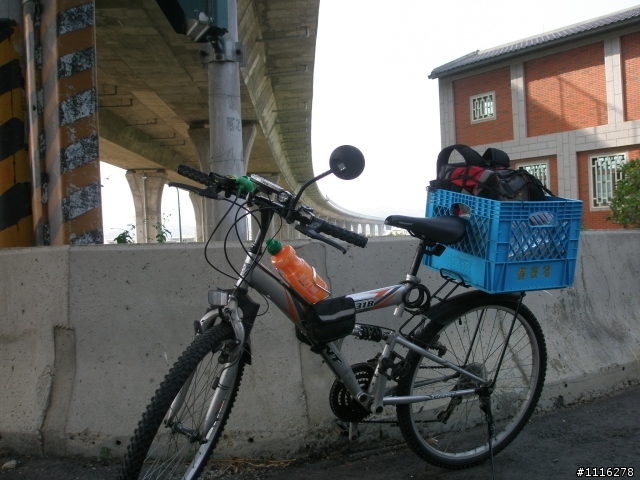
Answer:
[0, 248, 69, 453]
[1, 385, 639, 479]
[0, 231, 639, 459]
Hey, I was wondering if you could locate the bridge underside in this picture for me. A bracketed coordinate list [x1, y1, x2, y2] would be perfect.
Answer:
[95, 0, 383, 239]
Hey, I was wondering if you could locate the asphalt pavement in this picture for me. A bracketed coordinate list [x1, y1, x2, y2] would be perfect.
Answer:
[1, 384, 638, 480]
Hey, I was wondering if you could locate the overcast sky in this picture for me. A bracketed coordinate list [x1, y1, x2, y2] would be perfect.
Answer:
[101, 0, 640, 241]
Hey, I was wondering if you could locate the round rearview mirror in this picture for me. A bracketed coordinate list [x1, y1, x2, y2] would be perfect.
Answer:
[329, 145, 365, 180]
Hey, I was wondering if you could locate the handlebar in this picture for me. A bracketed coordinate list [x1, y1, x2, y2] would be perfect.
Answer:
[176, 164, 214, 186]
[317, 221, 368, 248]
[171, 164, 368, 253]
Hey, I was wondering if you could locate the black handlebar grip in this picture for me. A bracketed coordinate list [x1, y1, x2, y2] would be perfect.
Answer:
[177, 164, 213, 186]
[317, 221, 368, 248]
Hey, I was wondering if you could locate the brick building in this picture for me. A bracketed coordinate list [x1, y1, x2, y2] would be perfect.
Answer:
[430, 6, 640, 229]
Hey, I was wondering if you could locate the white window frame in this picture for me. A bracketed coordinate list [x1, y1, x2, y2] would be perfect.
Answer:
[588, 152, 627, 211]
[516, 160, 550, 189]
[470, 91, 496, 123]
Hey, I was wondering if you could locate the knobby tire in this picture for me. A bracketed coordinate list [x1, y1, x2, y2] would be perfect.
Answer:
[118, 323, 244, 480]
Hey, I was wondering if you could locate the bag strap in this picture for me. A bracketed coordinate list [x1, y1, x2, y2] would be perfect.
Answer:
[436, 144, 485, 174]
[482, 147, 510, 167]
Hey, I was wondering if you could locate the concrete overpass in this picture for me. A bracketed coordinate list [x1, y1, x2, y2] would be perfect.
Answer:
[0, 0, 384, 248]
[95, 0, 384, 242]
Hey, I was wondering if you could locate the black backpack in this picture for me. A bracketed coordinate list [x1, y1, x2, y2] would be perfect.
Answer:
[429, 144, 553, 201]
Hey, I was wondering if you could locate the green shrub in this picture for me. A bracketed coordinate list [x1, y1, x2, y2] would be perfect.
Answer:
[608, 158, 640, 228]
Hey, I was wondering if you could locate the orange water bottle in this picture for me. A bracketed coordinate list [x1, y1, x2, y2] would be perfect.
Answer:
[266, 238, 330, 304]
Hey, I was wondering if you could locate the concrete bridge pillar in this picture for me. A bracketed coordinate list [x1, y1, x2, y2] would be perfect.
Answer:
[242, 122, 257, 173]
[0, 13, 32, 248]
[18, 0, 103, 245]
[189, 192, 206, 242]
[125, 170, 167, 243]
[287, 223, 296, 240]
[187, 127, 216, 241]
[187, 121, 256, 243]
[205, 0, 246, 242]
[273, 223, 288, 241]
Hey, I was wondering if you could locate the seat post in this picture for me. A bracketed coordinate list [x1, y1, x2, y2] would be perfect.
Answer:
[408, 239, 429, 278]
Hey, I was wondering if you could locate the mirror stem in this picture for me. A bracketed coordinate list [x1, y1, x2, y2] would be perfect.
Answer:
[288, 169, 333, 221]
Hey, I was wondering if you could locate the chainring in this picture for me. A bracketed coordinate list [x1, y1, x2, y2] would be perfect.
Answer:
[329, 363, 375, 423]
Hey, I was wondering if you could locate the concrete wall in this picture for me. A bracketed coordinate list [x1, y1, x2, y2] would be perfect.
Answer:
[1, 231, 639, 459]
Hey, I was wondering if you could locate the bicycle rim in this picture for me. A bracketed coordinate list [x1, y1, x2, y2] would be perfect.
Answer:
[396, 300, 546, 468]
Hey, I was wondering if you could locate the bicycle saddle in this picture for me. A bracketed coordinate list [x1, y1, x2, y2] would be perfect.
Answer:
[384, 215, 467, 245]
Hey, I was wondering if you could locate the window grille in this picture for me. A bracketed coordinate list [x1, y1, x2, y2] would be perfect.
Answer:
[590, 153, 627, 209]
[470, 92, 495, 122]
[520, 162, 549, 189]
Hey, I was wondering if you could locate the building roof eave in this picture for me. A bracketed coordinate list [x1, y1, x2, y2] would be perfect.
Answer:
[429, 6, 640, 80]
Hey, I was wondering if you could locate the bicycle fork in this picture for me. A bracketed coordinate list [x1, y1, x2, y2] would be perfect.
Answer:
[165, 354, 241, 445]
[166, 292, 251, 444]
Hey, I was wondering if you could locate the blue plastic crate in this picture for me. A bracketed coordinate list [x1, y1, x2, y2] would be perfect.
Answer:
[424, 189, 583, 293]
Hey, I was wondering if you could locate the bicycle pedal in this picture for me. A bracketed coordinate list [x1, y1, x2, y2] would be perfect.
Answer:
[333, 420, 349, 437]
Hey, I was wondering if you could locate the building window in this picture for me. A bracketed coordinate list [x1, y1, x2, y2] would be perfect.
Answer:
[589, 153, 627, 209]
[518, 161, 550, 189]
[470, 92, 495, 123]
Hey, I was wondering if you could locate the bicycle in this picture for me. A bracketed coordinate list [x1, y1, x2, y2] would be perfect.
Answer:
[118, 145, 547, 480]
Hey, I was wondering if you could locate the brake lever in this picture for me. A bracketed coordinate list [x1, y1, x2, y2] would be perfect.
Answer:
[168, 182, 220, 199]
[295, 223, 347, 254]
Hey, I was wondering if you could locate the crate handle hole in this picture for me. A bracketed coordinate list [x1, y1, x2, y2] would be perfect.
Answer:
[528, 212, 555, 226]
[451, 203, 471, 219]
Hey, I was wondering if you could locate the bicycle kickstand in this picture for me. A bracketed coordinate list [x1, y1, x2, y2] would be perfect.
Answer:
[479, 391, 497, 480]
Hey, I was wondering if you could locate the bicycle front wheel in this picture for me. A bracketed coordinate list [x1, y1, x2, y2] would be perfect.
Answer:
[396, 292, 546, 469]
[119, 322, 245, 480]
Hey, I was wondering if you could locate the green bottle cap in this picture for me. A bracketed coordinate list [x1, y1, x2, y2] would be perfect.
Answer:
[234, 176, 255, 194]
[265, 238, 283, 255]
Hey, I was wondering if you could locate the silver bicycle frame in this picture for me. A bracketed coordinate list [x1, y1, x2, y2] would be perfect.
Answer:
[168, 244, 497, 480]
[233, 250, 491, 413]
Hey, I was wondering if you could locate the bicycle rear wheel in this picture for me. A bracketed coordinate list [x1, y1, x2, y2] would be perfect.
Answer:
[396, 292, 546, 469]
[118, 322, 244, 480]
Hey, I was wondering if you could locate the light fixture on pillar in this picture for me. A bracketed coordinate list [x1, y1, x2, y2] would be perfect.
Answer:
[158, 0, 230, 51]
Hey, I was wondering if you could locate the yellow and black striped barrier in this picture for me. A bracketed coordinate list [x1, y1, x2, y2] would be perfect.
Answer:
[0, 19, 33, 248]
[37, 0, 103, 245]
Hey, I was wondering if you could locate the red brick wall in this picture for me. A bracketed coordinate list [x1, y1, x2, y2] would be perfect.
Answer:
[621, 32, 640, 121]
[512, 155, 558, 194]
[453, 67, 513, 145]
[576, 146, 640, 230]
[525, 43, 607, 137]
